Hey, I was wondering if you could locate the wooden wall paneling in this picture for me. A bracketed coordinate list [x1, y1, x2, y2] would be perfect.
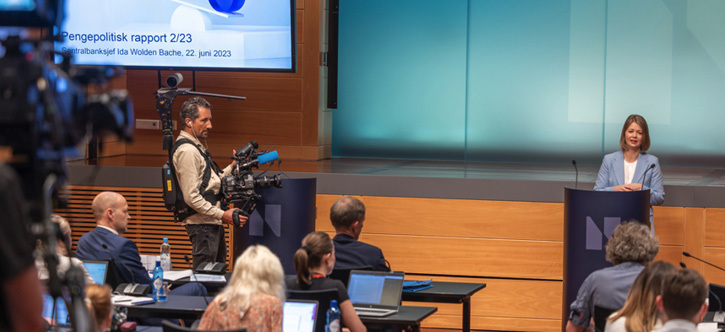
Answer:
[297, 10, 304, 44]
[652, 206, 685, 245]
[704, 208, 725, 247]
[401, 275, 560, 331]
[655, 245, 684, 266]
[683, 208, 706, 273]
[315, 194, 564, 241]
[301, 0, 321, 147]
[361, 234, 562, 280]
[701, 248, 725, 286]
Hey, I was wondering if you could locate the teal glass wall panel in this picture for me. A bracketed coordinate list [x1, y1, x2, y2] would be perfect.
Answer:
[333, 0, 468, 159]
[465, 0, 604, 164]
[602, 0, 725, 167]
[333, 0, 725, 167]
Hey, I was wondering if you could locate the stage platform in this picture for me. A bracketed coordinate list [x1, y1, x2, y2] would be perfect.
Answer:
[68, 157, 725, 208]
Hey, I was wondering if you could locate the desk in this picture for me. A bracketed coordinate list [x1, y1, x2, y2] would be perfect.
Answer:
[402, 281, 486, 332]
[360, 306, 437, 332]
[122, 295, 211, 320]
[123, 295, 436, 332]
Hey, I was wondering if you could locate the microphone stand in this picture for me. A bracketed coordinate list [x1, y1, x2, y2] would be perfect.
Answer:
[185, 254, 210, 306]
[683, 252, 725, 273]
[571, 160, 578, 189]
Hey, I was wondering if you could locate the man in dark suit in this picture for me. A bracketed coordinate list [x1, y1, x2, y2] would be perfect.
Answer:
[331, 196, 390, 271]
[76, 191, 204, 296]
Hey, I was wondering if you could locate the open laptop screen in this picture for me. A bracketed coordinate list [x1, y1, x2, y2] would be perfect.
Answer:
[283, 300, 318, 332]
[42, 294, 71, 326]
[81, 260, 109, 284]
[347, 271, 404, 307]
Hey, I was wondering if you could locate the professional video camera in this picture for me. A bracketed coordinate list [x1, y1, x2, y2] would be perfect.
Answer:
[157, 73, 282, 223]
[220, 141, 282, 220]
[1, 1, 133, 331]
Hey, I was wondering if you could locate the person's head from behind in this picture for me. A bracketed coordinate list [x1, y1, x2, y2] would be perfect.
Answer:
[85, 284, 112, 332]
[619, 114, 651, 152]
[293, 232, 335, 285]
[39, 214, 72, 256]
[605, 221, 659, 265]
[219, 245, 285, 310]
[612, 261, 677, 331]
[92, 191, 131, 234]
[330, 196, 366, 240]
[657, 269, 708, 323]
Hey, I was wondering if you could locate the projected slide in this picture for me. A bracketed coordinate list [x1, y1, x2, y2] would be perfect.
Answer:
[55, 0, 294, 70]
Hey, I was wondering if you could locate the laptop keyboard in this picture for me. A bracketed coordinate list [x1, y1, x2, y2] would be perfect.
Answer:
[354, 308, 395, 316]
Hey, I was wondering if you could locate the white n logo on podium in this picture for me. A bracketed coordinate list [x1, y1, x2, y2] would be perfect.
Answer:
[585, 216, 621, 250]
[249, 204, 282, 237]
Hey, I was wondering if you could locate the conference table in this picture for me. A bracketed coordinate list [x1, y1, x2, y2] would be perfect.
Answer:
[402, 281, 486, 332]
[121, 295, 437, 331]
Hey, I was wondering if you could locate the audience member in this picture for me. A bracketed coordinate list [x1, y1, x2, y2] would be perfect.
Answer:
[605, 261, 677, 332]
[567, 222, 659, 332]
[85, 284, 113, 332]
[199, 245, 285, 331]
[36, 214, 95, 286]
[288, 231, 367, 332]
[330, 197, 389, 271]
[75, 191, 205, 295]
[655, 269, 708, 332]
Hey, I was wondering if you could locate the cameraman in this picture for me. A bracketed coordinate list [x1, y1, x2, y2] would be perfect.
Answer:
[173, 97, 247, 269]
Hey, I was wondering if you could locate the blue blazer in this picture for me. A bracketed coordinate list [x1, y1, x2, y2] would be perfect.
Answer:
[333, 234, 390, 272]
[75, 227, 152, 285]
[594, 151, 665, 218]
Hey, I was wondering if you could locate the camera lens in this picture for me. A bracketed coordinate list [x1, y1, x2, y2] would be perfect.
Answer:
[165, 73, 183, 88]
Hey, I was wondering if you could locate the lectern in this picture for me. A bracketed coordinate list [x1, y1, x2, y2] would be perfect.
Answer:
[233, 178, 316, 274]
[562, 188, 650, 328]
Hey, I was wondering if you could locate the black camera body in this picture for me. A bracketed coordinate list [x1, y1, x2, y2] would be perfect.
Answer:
[220, 141, 282, 217]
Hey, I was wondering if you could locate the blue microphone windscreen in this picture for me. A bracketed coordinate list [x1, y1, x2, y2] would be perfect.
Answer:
[258, 151, 278, 165]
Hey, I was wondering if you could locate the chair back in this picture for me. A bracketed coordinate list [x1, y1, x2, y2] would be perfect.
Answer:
[593, 305, 617, 332]
[329, 265, 372, 287]
[709, 283, 725, 312]
[103, 259, 124, 288]
[161, 320, 246, 332]
[287, 289, 338, 332]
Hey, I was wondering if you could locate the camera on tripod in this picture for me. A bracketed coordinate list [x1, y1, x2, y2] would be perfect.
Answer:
[221, 141, 282, 218]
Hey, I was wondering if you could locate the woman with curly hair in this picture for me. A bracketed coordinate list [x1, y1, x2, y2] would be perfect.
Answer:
[199, 245, 286, 332]
[605, 261, 677, 332]
[566, 222, 659, 332]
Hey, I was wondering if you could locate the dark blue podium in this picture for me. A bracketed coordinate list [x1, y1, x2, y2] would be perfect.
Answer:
[562, 188, 650, 328]
[233, 178, 316, 274]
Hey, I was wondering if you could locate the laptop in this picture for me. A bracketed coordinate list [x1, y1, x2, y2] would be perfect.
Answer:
[81, 260, 109, 284]
[347, 270, 405, 317]
[283, 300, 318, 332]
[42, 294, 71, 327]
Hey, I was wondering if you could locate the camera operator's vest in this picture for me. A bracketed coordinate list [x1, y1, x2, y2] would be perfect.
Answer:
[162, 138, 222, 222]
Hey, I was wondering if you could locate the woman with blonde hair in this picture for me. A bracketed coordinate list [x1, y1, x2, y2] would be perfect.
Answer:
[85, 284, 113, 332]
[605, 261, 677, 332]
[287, 231, 366, 332]
[199, 245, 286, 331]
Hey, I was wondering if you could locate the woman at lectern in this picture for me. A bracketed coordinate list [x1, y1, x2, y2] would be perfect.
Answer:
[594, 114, 664, 228]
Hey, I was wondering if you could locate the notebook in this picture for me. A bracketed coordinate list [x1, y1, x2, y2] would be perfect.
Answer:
[283, 300, 318, 332]
[347, 270, 405, 317]
[81, 260, 109, 284]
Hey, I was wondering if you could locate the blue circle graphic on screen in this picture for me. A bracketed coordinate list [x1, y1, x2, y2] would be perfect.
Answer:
[209, 0, 245, 13]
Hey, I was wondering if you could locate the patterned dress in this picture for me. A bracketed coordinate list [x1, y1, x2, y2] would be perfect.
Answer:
[199, 293, 283, 332]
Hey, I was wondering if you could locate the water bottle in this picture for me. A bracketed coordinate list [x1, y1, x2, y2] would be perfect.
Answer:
[160, 238, 171, 271]
[152, 261, 164, 302]
[325, 300, 341, 332]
